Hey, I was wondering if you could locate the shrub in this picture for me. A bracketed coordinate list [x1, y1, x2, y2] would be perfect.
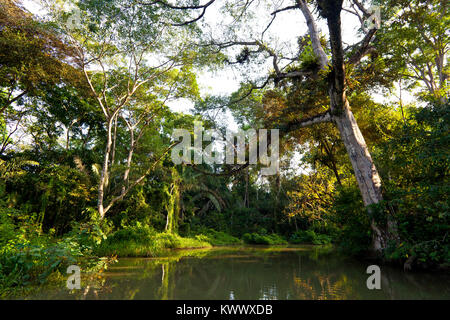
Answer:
[330, 186, 373, 256]
[0, 206, 111, 296]
[94, 223, 211, 257]
[376, 102, 450, 267]
[189, 227, 241, 245]
[242, 232, 288, 245]
[106, 223, 156, 243]
[290, 230, 332, 245]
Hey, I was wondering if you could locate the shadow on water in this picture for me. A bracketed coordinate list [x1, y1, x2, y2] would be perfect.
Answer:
[23, 246, 450, 300]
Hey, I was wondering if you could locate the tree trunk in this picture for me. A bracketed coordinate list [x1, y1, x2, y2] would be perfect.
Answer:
[98, 116, 114, 219]
[122, 129, 135, 196]
[334, 99, 390, 252]
[244, 167, 249, 208]
[313, 0, 397, 253]
[165, 169, 180, 233]
[334, 103, 383, 207]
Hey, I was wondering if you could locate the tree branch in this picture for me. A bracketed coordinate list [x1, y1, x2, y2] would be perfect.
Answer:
[279, 111, 332, 133]
[0, 90, 27, 114]
[352, 0, 371, 19]
[271, 5, 299, 16]
[347, 28, 377, 65]
[186, 163, 250, 177]
[297, 0, 329, 69]
[103, 141, 179, 214]
[139, 0, 216, 26]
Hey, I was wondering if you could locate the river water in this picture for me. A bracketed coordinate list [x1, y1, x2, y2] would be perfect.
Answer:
[25, 246, 450, 300]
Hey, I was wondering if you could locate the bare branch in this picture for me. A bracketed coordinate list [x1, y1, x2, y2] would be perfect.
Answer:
[275, 70, 312, 81]
[0, 111, 25, 154]
[352, 0, 371, 19]
[186, 163, 250, 177]
[271, 5, 299, 16]
[347, 28, 377, 65]
[141, 0, 215, 10]
[139, 0, 216, 26]
[279, 111, 332, 133]
[1, 90, 27, 114]
[297, 0, 329, 69]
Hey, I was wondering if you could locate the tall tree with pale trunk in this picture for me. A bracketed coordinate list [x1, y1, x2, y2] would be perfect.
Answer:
[44, 0, 204, 218]
[177, 0, 401, 252]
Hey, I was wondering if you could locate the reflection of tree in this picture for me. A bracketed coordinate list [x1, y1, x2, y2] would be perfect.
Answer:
[157, 263, 170, 300]
[78, 269, 115, 300]
[292, 273, 354, 300]
[157, 262, 185, 300]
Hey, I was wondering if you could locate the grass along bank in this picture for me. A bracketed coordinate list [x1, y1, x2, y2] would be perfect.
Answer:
[94, 225, 212, 257]
[93, 225, 332, 258]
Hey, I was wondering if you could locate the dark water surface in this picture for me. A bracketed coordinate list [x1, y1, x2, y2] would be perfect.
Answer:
[25, 246, 450, 300]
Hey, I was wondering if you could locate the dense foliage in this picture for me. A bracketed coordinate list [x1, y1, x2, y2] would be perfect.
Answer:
[0, 0, 448, 296]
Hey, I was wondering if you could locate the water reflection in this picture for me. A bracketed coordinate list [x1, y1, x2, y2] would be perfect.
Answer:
[23, 246, 450, 300]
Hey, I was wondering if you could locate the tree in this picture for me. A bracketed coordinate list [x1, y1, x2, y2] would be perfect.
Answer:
[185, 0, 400, 252]
[43, 0, 210, 218]
[377, 0, 449, 103]
[0, 0, 88, 158]
[0, 0, 82, 115]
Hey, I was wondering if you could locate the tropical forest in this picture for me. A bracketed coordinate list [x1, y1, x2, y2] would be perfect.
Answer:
[0, 0, 449, 300]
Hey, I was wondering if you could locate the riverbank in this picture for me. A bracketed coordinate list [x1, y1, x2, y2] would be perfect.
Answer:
[93, 227, 245, 257]
[93, 226, 300, 257]
[94, 232, 211, 257]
